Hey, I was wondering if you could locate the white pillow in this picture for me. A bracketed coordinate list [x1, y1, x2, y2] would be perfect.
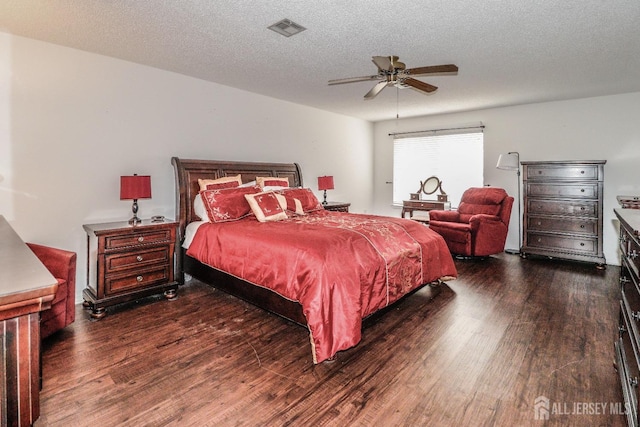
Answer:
[194, 194, 207, 220]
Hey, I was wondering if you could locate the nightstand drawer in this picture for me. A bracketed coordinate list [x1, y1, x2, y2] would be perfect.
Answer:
[526, 164, 600, 180]
[105, 247, 171, 272]
[526, 232, 597, 254]
[106, 265, 171, 294]
[527, 215, 597, 235]
[527, 199, 597, 217]
[526, 183, 598, 199]
[104, 229, 173, 250]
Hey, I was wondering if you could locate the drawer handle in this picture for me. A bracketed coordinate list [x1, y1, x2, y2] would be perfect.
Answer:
[537, 238, 542, 243]
[620, 324, 628, 334]
[580, 170, 585, 174]
[136, 275, 143, 282]
[579, 243, 585, 247]
[537, 221, 541, 226]
[630, 250, 639, 259]
[631, 377, 639, 388]
[580, 188, 585, 193]
[632, 311, 640, 322]
[580, 225, 585, 229]
[620, 276, 631, 284]
[138, 236, 144, 243]
[137, 255, 143, 262]
[580, 207, 585, 211]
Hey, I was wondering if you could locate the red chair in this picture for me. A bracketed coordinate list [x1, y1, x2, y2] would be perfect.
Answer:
[26, 243, 76, 338]
[429, 187, 514, 257]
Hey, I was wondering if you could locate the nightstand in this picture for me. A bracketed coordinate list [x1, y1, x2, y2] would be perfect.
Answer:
[82, 219, 178, 319]
[323, 202, 350, 212]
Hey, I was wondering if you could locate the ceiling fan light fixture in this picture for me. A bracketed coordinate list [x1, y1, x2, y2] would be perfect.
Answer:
[268, 19, 306, 37]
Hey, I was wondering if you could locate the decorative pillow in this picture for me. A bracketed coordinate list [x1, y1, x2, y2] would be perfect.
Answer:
[239, 180, 257, 188]
[245, 191, 288, 222]
[256, 176, 289, 189]
[275, 193, 305, 216]
[198, 175, 242, 191]
[200, 186, 260, 223]
[278, 188, 323, 212]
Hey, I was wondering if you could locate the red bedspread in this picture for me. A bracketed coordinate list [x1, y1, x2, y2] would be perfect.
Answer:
[186, 211, 457, 363]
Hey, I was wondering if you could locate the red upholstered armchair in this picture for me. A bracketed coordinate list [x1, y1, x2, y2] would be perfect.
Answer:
[26, 243, 76, 338]
[429, 187, 514, 257]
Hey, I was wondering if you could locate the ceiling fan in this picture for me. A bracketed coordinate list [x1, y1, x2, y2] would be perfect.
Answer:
[328, 56, 458, 99]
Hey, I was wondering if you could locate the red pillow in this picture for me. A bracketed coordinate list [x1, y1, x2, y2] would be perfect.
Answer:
[257, 176, 289, 189]
[205, 181, 239, 190]
[200, 186, 260, 223]
[278, 188, 323, 212]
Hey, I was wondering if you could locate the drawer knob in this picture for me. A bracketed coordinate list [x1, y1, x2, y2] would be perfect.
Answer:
[138, 236, 144, 243]
[620, 276, 631, 284]
[580, 225, 585, 229]
[620, 324, 627, 334]
[137, 255, 143, 262]
[631, 377, 639, 388]
[580, 207, 585, 211]
[537, 222, 541, 226]
[537, 238, 542, 243]
[632, 311, 640, 322]
[630, 250, 639, 260]
[580, 188, 585, 193]
[579, 243, 585, 247]
[580, 170, 585, 174]
[136, 275, 143, 282]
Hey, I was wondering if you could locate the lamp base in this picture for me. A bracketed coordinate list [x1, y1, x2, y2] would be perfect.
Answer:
[322, 190, 328, 205]
[128, 215, 142, 226]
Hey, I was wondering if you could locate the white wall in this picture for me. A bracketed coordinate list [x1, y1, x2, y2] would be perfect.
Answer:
[0, 33, 374, 302]
[373, 92, 640, 266]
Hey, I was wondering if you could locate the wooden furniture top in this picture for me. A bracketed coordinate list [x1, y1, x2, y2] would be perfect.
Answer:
[0, 215, 58, 319]
[616, 208, 640, 237]
[83, 218, 177, 235]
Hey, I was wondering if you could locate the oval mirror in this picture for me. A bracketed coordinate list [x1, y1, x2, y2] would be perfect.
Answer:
[421, 176, 441, 195]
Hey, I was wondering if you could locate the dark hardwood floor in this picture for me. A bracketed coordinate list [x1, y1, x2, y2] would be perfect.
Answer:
[37, 254, 625, 426]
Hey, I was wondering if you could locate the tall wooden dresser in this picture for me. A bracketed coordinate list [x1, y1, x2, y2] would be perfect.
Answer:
[615, 208, 640, 427]
[520, 160, 606, 268]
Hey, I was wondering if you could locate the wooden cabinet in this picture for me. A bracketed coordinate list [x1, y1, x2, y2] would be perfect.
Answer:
[323, 202, 350, 213]
[615, 208, 640, 427]
[82, 219, 178, 319]
[0, 216, 58, 426]
[521, 160, 606, 267]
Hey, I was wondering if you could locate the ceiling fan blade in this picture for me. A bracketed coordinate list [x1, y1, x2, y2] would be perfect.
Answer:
[364, 81, 389, 99]
[402, 78, 438, 93]
[328, 75, 381, 85]
[372, 56, 393, 72]
[404, 64, 459, 76]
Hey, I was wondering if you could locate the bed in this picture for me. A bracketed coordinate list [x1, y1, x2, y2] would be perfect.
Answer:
[172, 157, 457, 363]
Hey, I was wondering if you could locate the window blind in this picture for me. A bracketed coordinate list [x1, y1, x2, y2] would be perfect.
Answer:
[392, 131, 484, 206]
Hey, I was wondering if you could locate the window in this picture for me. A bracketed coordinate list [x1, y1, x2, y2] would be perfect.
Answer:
[392, 129, 484, 207]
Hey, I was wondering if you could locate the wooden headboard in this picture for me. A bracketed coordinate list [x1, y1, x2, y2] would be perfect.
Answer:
[171, 157, 303, 243]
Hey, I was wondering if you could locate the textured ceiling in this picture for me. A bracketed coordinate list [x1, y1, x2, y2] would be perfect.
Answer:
[1, 0, 640, 122]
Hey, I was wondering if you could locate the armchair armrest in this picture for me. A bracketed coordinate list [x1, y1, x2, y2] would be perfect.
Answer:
[26, 243, 77, 286]
[428, 210, 460, 222]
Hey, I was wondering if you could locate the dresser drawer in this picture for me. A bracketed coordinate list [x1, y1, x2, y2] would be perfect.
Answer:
[104, 229, 173, 251]
[527, 199, 597, 217]
[526, 164, 600, 180]
[526, 183, 598, 199]
[106, 265, 171, 294]
[105, 247, 171, 273]
[618, 304, 640, 420]
[527, 215, 597, 235]
[622, 227, 640, 279]
[403, 200, 445, 210]
[526, 232, 597, 254]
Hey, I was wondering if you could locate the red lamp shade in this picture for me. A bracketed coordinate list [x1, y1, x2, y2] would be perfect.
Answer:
[120, 175, 152, 200]
[317, 176, 334, 191]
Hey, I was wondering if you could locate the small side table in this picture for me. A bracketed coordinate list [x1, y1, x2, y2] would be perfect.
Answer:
[323, 202, 351, 213]
[82, 218, 178, 319]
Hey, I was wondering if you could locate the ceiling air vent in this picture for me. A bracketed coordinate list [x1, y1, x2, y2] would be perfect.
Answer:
[268, 19, 306, 37]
